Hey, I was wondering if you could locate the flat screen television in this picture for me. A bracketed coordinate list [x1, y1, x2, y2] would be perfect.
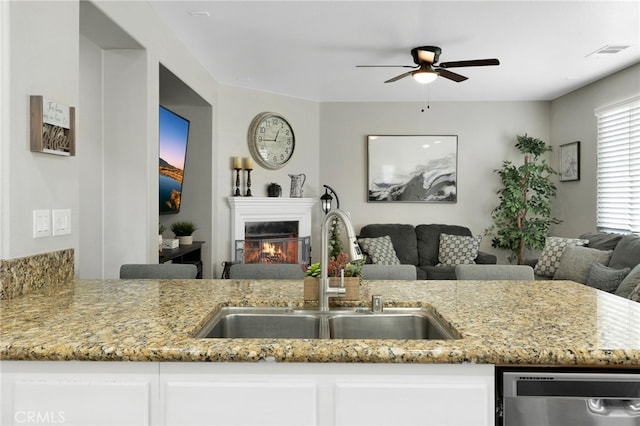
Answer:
[159, 105, 190, 214]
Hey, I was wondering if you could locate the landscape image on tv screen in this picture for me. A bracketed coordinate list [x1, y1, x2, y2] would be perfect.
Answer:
[159, 105, 190, 214]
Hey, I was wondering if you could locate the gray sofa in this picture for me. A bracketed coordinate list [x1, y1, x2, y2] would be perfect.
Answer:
[358, 224, 497, 280]
[531, 231, 640, 300]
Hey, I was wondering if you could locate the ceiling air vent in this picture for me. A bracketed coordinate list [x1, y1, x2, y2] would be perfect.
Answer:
[587, 45, 630, 57]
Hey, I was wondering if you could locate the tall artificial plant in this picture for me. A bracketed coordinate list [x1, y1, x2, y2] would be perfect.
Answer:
[486, 134, 561, 264]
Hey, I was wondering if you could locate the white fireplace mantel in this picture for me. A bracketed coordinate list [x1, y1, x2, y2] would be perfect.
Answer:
[227, 197, 317, 257]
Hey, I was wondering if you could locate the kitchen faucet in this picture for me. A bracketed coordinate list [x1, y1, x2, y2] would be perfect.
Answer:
[319, 209, 363, 311]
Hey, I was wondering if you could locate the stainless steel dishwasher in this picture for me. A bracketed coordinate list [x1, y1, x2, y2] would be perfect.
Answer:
[501, 370, 640, 425]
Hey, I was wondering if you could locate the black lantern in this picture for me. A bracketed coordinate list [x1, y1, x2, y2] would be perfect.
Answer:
[320, 185, 340, 214]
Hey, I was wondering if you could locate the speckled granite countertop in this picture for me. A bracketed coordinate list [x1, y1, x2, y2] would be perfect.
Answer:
[1, 279, 639, 366]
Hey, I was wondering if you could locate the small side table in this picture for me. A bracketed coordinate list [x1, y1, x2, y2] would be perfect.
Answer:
[159, 241, 204, 279]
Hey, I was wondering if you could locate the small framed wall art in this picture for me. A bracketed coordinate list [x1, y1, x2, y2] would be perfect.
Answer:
[367, 135, 458, 203]
[559, 141, 580, 182]
[30, 95, 76, 156]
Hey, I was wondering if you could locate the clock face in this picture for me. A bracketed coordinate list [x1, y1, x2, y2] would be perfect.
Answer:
[248, 112, 295, 170]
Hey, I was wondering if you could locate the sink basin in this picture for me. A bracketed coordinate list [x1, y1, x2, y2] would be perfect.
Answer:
[195, 307, 321, 339]
[194, 307, 459, 340]
[328, 311, 458, 340]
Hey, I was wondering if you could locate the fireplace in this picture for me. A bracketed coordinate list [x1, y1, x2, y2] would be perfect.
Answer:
[228, 197, 317, 264]
[236, 220, 311, 264]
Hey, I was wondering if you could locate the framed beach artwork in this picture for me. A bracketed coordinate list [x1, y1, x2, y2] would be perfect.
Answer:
[367, 135, 458, 203]
[559, 141, 580, 182]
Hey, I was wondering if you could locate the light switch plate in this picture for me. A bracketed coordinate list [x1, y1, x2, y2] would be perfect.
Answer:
[33, 210, 51, 238]
[52, 209, 71, 236]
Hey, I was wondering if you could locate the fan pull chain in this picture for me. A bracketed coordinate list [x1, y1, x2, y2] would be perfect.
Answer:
[421, 85, 430, 112]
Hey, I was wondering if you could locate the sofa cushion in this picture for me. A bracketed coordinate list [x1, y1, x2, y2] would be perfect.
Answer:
[420, 265, 457, 280]
[585, 262, 630, 293]
[615, 263, 640, 298]
[553, 246, 612, 284]
[359, 224, 418, 265]
[608, 234, 640, 270]
[579, 231, 624, 251]
[357, 235, 401, 265]
[534, 236, 589, 278]
[437, 233, 482, 266]
[416, 224, 473, 267]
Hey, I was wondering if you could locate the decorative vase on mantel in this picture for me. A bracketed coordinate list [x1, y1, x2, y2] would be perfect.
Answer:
[303, 277, 360, 302]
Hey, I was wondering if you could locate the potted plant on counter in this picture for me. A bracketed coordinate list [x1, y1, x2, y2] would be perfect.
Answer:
[171, 221, 197, 246]
[302, 252, 365, 302]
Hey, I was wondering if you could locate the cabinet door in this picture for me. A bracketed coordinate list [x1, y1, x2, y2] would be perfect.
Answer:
[163, 380, 317, 426]
[10, 381, 150, 426]
[334, 381, 491, 426]
[1, 361, 157, 426]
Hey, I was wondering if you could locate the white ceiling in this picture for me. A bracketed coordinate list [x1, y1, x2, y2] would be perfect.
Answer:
[149, 1, 640, 102]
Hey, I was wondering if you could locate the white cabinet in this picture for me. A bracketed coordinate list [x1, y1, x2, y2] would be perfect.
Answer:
[160, 363, 494, 426]
[334, 382, 490, 426]
[2, 361, 494, 426]
[1, 361, 158, 426]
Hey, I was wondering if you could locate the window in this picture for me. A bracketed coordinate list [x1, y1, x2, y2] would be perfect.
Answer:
[595, 96, 640, 233]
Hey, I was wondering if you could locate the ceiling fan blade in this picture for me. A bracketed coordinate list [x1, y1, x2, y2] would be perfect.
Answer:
[437, 68, 468, 82]
[439, 59, 500, 68]
[356, 65, 418, 68]
[384, 70, 414, 83]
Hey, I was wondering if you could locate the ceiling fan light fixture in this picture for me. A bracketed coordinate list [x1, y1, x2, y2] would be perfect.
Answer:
[412, 70, 438, 84]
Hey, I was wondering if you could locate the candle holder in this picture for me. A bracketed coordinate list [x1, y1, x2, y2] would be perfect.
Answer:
[233, 168, 242, 196]
[245, 168, 253, 197]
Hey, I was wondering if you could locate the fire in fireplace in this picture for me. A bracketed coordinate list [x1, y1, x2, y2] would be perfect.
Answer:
[235, 221, 311, 264]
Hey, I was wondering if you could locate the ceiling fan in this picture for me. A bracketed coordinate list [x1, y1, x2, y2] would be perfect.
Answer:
[357, 46, 500, 84]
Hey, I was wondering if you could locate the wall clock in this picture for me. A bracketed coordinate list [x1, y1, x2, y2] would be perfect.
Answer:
[248, 112, 295, 170]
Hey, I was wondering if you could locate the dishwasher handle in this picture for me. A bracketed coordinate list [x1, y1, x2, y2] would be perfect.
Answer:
[587, 399, 640, 417]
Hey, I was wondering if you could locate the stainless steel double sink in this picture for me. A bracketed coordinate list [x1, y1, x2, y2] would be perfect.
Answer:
[194, 306, 460, 340]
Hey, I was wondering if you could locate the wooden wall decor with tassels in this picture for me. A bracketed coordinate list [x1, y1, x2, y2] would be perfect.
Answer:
[30, 95, 75, 156]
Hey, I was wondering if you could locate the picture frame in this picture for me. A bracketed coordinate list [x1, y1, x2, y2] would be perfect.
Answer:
[559, 141, 580, 181]
[367, 135, 457, 203]
[30, 95, 76, 156]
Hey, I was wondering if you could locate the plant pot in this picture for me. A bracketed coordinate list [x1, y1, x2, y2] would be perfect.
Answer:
[303, 277, 359, 301]
[177, 235, 193, 245]
[158, 234, 163, 253]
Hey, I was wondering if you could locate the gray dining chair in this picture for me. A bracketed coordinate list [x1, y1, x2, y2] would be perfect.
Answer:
[228, 263, 305, 279]
[455, 264, 535, 280]
[119, 263, 198, 279]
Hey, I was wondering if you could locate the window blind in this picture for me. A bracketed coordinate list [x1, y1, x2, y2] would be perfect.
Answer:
[595, 96, 640, 233]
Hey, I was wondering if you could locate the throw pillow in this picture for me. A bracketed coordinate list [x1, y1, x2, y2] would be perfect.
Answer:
[579, 232, 623, 251]
[533, 236, 589, 278]
[608, 234, 640, 270]
[553, 246, 612, 284]
[628, 282, 640, 302]
[437, 233, 481, 266]
[615, 263, 640, 298]
[357, 235, 401, 265]
[585, 262, 630, 293]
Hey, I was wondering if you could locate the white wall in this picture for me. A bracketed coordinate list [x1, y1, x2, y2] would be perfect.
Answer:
[550, 63, 640, 237]
[319, 101, 550, 262]
[213, 85, 321, 275]
[78, 34, 104, 278]
[2, 0, 79, 261]
[75, 1, 220, 278]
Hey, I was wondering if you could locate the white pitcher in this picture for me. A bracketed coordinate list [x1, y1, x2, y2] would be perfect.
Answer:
[288, 173, 306, 198]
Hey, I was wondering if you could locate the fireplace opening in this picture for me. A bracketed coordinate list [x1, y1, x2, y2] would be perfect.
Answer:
[236, 221, 310, 264]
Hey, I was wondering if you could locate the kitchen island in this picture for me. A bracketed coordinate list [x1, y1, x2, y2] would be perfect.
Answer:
[1, 278, 639, 425]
